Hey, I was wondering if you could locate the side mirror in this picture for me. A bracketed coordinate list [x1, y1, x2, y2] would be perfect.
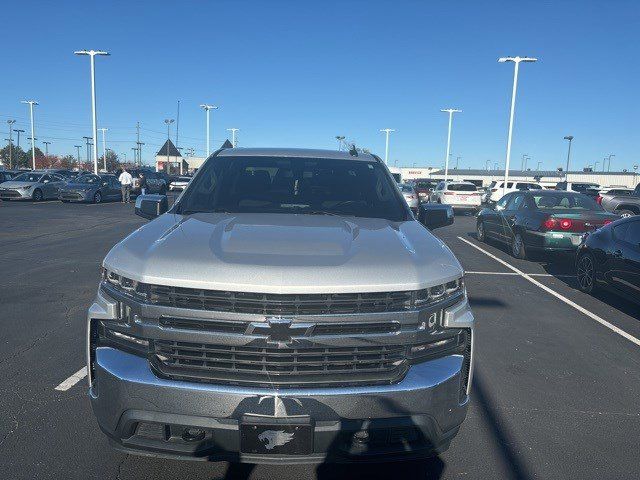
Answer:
[43, 179, 49, 183]
[419, 204, 454, 229]
[135, 194, 168, 220]
[495, 204, 504, 211]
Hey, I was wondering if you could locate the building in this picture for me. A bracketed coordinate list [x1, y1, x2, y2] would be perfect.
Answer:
[155, 140, 187, 174]
[398, 167, 640, 189]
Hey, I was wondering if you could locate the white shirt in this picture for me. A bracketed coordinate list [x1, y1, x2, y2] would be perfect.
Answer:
[119, 171, 133, 185]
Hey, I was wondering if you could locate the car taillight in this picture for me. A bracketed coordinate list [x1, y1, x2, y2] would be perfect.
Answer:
[559, 218, 573, 230]
[542, 217, 575, 231]
[596, 195, 603, 204]
[542, 218, 556, 231]
[603, 219, 612, 226]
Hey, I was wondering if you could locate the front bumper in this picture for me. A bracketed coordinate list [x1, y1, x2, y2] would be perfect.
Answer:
[59, 190, 92, 202]
[87, 290, 474, 463]
[0, 189, 31, 200]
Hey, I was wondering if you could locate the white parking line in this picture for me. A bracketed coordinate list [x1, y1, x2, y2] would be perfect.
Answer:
[33, 200, 60, 204]
[465, 271, 575, 278]
[54, 366, 87, 391]
[458, 236, 640, 348]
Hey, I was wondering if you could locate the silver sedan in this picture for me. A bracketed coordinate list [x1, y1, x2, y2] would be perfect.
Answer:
[0, 171, 66, 201]
[399, 183, 419, 213]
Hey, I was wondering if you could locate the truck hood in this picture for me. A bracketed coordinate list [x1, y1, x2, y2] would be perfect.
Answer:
[104, 212, 463, 294]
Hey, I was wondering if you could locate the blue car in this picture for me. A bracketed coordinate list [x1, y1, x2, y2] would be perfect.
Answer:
[58, 173, 121, 204]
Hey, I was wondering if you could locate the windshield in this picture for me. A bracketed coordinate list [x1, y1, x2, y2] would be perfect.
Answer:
[74, 175, 100, 184]
[533, 193, 602, 211]
[448, 183, 477, 192]
[13, 173, 42, 183]
[177, 156, 407, 221]
[400, 185, 414, 193]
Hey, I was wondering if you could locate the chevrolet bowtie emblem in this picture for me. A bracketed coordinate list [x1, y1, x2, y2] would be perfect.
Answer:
[246, 318, 315, 346]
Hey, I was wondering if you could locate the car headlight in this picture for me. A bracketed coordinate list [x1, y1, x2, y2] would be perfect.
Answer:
[414, 277, 465, 308]
[101, 268, 149, 300]
[20, 185, 32, 190]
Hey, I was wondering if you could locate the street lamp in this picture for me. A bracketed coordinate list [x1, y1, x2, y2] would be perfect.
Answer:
[440, 109, 462, 182]
[227, 128, 239, 147]
[606, 154, 615, 172]
[98, 128, 108, 171]
[485, 159, 491, 171]
[497, 56, 537, 195]
[455, 156, 461, 170]
[21, 100, 38, 169]
[537, 160, 542, 171]
[164, 119, 175, 173]
[74, 50, 110, 174]
[379, 129, 395, 164]
[563, 136, 574, 178]
[595, 161, 600, 171]
[335, 135, 345, 151]
[200, 104, 218, 157]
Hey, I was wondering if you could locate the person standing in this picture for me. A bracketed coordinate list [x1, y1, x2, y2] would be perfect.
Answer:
[118, 167, 133, 203]
[139, 172, 148, 196]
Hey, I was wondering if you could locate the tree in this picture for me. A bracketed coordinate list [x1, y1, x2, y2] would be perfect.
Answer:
[105, 149, 120, 172]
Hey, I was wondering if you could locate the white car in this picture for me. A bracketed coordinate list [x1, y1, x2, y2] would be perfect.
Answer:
[488, 180, 543, 203]
[430, 181, 482, 211]
[169, 176, 192, 191]
[398, 183, 419, 213]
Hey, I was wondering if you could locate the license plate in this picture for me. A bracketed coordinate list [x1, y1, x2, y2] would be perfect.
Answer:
[240, 417, 313, 455]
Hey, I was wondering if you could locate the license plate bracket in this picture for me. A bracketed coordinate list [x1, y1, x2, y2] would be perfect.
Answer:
[240, 416, 313, 455]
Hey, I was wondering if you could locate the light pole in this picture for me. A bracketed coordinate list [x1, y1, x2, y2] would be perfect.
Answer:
[7, 120, 15, 169]
[523, 155, 530, 172]
[98, 128, 108, 171]
[200, 104, 218, 157]
[537, 160, 542, 171]
[455, 156, 461, 170]
[379, 128, 395, 165]
[21, 100, 38, 169]
[164, 119, 174, 173]
[74, 145, 82, 166]
[14, 129, 25, 149]
[606, 154, 615, 172]
[498, 56, 537, 195]
[74, 50, 110, 174]
[485, 159, 491, 171]
[43, 141, 51, 156]
[335, 135, 345, 151]
[440, 108, 462, 182]
[227, 128, 239, 147]
[521, 153, 529, 171]
[83, 136, 92, 164]
[563, 135, 574, 178]
[595, 161, 600, 171]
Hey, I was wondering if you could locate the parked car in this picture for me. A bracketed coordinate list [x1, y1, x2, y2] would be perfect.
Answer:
[596, 188, 640, 217]
[58, 173, 121, 204]
[488, 180, 543, 203]
[476, 190, 619, 259]
[398, 183, 419, 213]
[0, 171, 66, 201]
[126, 169, 168, 195]
[414, 180, 438, 203]
[576, 216, 640, 302]
[89, 147, 474, 463]
[555, 181, 601, 198]
[0, 171, 15, 183]
[169, 176, 192, 191]
[430, 181, 482, 212]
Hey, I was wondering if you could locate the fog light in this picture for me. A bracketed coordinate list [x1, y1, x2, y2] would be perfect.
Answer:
[353, 430, 369, 444]
[182, 427, 206, 442]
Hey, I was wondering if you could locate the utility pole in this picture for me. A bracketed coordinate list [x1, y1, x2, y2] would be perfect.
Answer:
[379, 128, 396, 165]
[137, 142, 145, 166]
[43, 141, 51, 156]
[440, 109, 462, 182]
[74, 145, 82, 165]
[200, 104, 218, 157]
[164, 119, 174, 173]
[136, 122, 141, 164]
[563, 136, 574, 178]
[21, 100, 39, 170]
[497, 56, 537, 196]
[176, 100, 180, 153]
[98, 128, 108, 171]
[227, 128, 239, 147]
[83, 136, 92, 164]
[606, 154, 615, 172]
[7, 120, 15, 169]
[14, 129, 25, 149]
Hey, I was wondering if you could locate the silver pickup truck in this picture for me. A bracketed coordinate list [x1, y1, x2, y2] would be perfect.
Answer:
[87, 147, 474, 464]
[598, 186, 640, 217]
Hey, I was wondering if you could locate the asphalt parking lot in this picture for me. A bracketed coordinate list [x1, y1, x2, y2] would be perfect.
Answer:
[1, 199, 639, 479]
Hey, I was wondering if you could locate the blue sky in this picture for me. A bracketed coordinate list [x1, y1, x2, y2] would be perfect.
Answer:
[1, 0, 639, 172]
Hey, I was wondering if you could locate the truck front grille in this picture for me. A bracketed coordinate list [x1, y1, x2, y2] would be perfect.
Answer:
[148, 286, 414, 315]
[150, 340, 408, 388]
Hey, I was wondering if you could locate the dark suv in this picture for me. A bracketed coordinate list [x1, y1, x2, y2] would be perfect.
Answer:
[125, 169, 168, 195]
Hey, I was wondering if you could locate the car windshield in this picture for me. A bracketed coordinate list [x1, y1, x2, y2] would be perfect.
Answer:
[75, 175, 100, 184]
[178, 177, 191, 182]
[448, 183, 477, 192]
[400, 185, 414, 193]
[533, 193, 602, 211]
[177, 156, 407, 221]
[13, 173, 42, 182]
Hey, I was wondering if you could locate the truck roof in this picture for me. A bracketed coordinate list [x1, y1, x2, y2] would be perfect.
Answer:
[216, 147, 379, 162]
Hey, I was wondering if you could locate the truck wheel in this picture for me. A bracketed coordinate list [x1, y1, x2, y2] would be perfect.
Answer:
[615, 209, 635, 218]
[32, 189, 43, 202]
[511, 232, 527, 260]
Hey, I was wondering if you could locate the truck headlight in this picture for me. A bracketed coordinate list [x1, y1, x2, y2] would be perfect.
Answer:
[414, 277, 465, 308]
[101, 268, 149, 300]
